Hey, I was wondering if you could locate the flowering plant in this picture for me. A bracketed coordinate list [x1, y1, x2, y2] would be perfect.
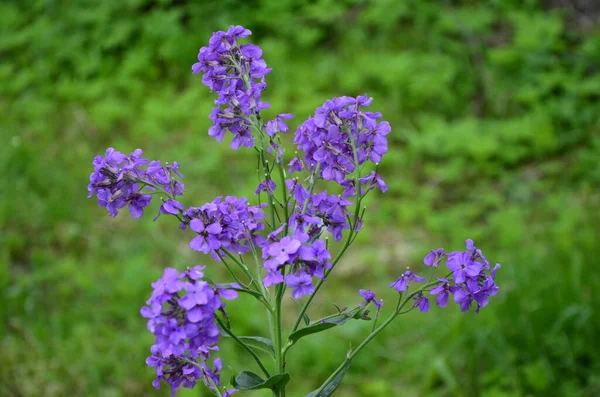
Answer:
[87, 26, 500, 397]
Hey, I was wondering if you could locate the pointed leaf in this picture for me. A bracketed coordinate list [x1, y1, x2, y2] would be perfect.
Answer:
[289, 307, 363, 344]
[306, 360, 352, 397]
[237, 336, 276, 359]
[233, 371, 290, 390]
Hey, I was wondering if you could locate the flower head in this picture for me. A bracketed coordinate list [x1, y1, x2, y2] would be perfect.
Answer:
[88, 148, 184, 218]
[193, 26, 273, 150]
[294, 96, 390, 188]
[141, 267, 237, 396]
[389, 270, 426, 293]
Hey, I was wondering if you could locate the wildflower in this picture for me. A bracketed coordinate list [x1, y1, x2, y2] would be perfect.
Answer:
[294, 95, 390, 188]
[141, 267, 237, 396]
[359, 289, 383, 308]
[358, 170, 388, 193]
[285, 272, 316, 299]
[88, 148, 184, 218]
[389, 270, 426, 293]
[423, 248, 445, 267]
[412, 292, 430, 312]
[430, 278, 452, 307]
[192, 26, 273, 149]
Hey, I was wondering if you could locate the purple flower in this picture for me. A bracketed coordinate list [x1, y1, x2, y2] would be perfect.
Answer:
[285, 272, 315, 299]
[446, 251, 483, 284]
[430, 278, 452, 307]
[189, 219, 224, 254]
[266, 113, 294, 137]
[358, 171, 388, 193]
[267, 236, 302, 264]
[88, 148, 184, 218]
[423, 248, 445, 267]
[412, 292, 430, 312]
[184, 196, 266, 257]
[255, 179, 276, 195]
[359, 289, 383, 308]
[389, 270, 426, 293]
[288, 157, 305, 174]
[192, 26, 273, 150]
[453, 286, 475, 312]
[294, 95, 390, 187]
[141, 268, 237, 395]
[466, 239, 490, 269]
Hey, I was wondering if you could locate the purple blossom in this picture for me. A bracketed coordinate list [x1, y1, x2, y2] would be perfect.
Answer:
[266, 113, 294, 136]
[423, 248, 445, 267]
[255, 179, 276, 195]
[389, 270, 426, 293]
[141, 267, 237, 396]
[184, 196, 266, 258]
[412, 292, 430, 313]
[359, 289, 383, 308]
[285, 272, 315, 299]
[358, 171, 388, 194]
[88, 148, 184, 218]
[446, 251, 483, 284]
[192, 26, 273, 150]
[288, 157, 305, 174]
[430, 278, 452, 308]
[294, 95, 390, 187]
[268, 236, 302, 264]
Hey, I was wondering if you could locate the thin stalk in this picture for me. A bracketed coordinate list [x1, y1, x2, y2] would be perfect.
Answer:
[215, 317, 271, 378]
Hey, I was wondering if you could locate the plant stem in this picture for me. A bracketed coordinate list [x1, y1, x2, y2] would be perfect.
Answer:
[310, 280, 443, 395]
[273, 283, 286, 397]
[215, 317, 271, 378]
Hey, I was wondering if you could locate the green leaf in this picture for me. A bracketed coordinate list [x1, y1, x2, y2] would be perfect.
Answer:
[288, 307, 363, 344]
[225, 335, 275, 359]
[232, 371, 290, 391]
[306, 360, 352, 397]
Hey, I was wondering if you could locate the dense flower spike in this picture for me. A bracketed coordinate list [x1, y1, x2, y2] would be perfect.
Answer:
[88, 148, 184, 218]
[192, 26, 272, 149]
[294, 95, 390, 191]
[141, 267, 237, 396]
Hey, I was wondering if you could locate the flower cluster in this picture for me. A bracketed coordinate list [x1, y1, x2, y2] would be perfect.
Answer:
[260, 228, 332, 298]
[286, 180, 353, 241]
[183, 196, 267, 259]
[441, 240, 500, 312]
[293, 95, 390, 191]
[385, 240, 500, 313]
[141, 266, 237, 396]
[87, 148, 184, 218]
[192, 26, 272, 149]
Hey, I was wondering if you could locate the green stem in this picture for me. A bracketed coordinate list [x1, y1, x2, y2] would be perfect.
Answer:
[310, 279, 444, 396]
[215, 317, 271, 378]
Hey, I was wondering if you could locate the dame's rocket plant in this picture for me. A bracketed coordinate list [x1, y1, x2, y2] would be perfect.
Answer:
[88, 26, 500, 397]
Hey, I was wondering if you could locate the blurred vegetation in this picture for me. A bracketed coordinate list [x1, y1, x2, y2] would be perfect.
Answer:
[1, 0, 600, 396]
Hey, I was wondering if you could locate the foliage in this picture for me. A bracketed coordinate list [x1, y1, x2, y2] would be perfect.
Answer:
[1, 0, 599, 396]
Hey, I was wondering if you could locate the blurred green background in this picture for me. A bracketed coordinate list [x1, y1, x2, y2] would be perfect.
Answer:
[2, 0, 600, 396]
